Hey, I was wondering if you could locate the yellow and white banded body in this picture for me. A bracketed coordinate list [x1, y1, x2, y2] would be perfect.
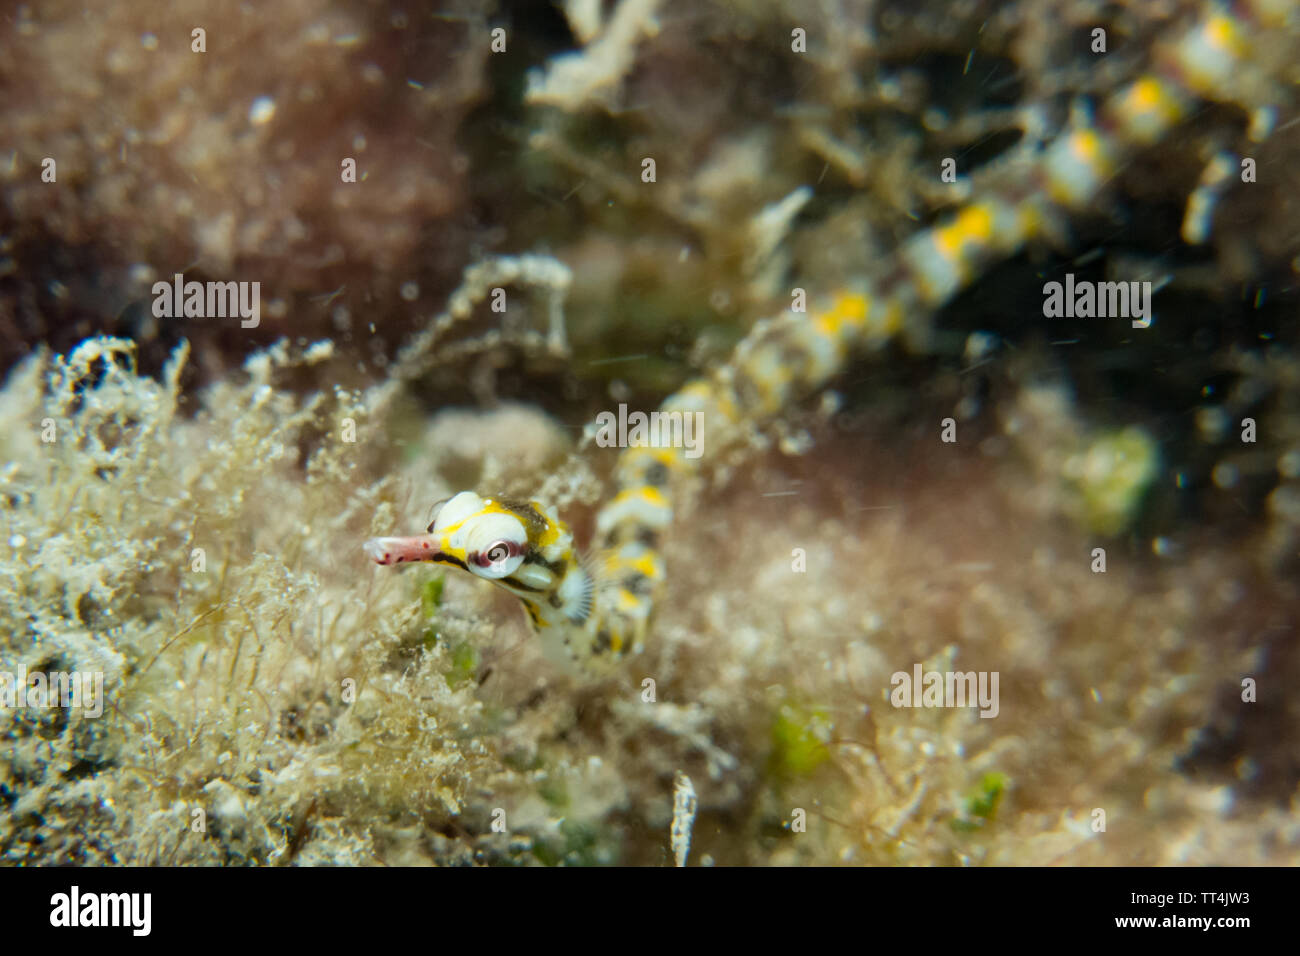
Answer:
[367, 0, 1294, 679]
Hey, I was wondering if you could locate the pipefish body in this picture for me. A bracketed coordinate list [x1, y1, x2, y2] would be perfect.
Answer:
[366, 0, 1295, 679]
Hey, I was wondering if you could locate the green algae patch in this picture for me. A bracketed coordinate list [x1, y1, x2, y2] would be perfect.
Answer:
[530, 819, 617, 867]
[1071, 427, 1159, 536]
[444, 639, 479, 689]
[951, 772, 1008, 833]
[420, 574, 445, 651]
[768, 703, 834, 780]
[421, 575, 446, 616]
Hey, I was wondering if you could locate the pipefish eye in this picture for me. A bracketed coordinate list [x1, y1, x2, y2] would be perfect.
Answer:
[470, 536, 525, 578]
[464, 512, 528, 579]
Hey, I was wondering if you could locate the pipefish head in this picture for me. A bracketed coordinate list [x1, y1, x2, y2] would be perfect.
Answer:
[364, 491, 586, 617]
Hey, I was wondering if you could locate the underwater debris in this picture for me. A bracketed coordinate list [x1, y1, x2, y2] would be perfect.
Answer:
[526, 0, 664, 111]
[670, 770, 697, 866]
